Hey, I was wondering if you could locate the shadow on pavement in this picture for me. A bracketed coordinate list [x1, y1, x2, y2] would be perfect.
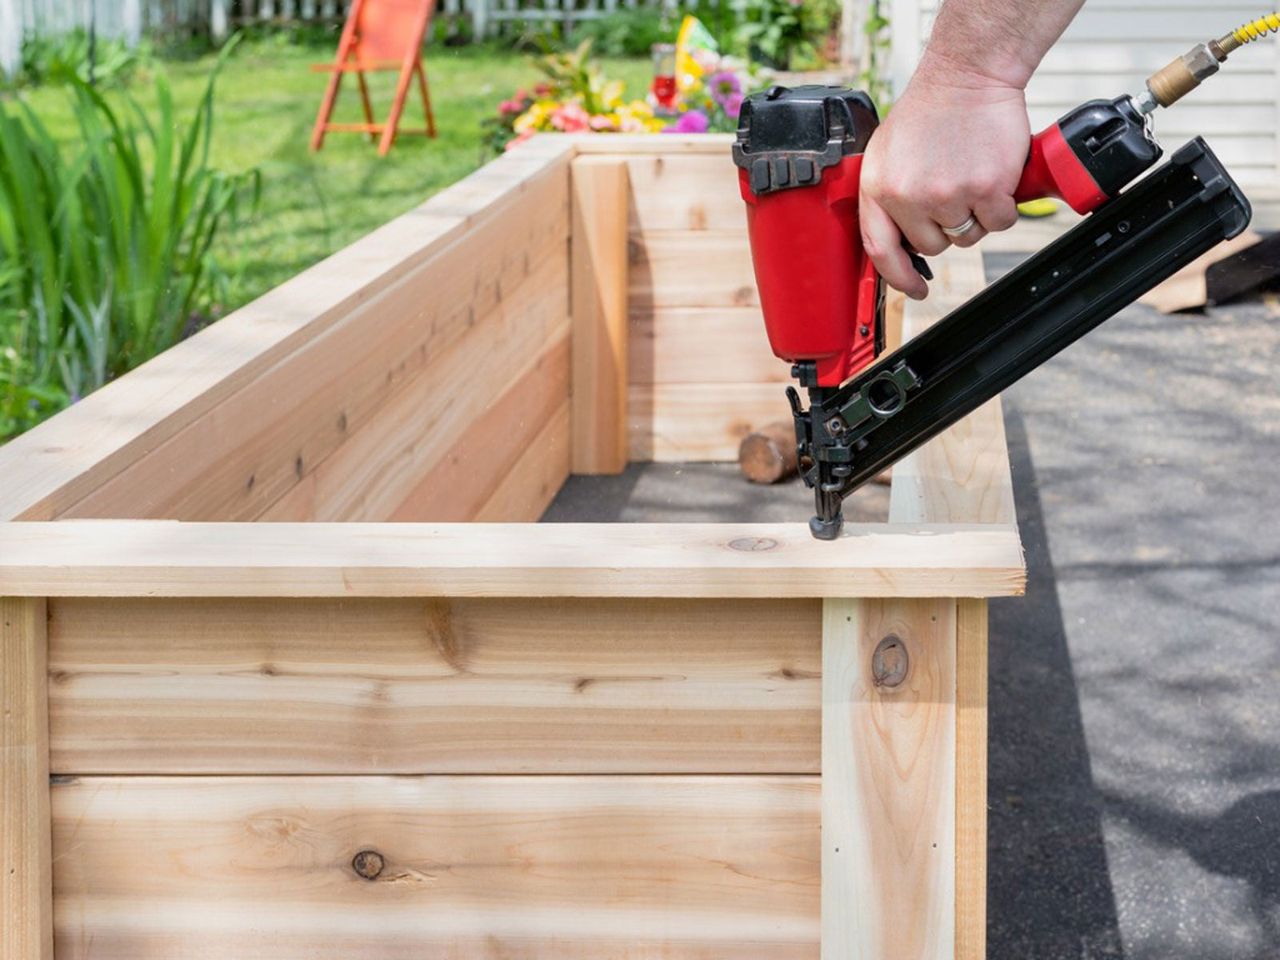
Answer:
[988, 407, 1126, 959]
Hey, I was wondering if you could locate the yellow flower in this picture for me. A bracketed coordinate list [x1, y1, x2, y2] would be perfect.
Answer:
[514, 100, 556, 134]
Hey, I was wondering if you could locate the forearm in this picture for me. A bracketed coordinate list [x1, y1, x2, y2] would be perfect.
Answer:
[915, 0, 1085, 89]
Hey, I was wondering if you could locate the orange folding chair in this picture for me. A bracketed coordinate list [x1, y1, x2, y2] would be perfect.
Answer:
[310, 0, 437, 156]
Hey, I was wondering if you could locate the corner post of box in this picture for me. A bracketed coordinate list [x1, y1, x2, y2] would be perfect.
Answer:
[1, 596, 53, 960]
[570, 154, 630, 474]
[955, 598, 989, 960]
[821, 596, 960, 959]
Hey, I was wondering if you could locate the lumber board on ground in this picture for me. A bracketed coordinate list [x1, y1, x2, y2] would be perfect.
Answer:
[571, 157, 630, 474]
[0, 521, 1027, 598]
[0, 137, 576, 523]
[1, 598, 53, 960]
[47, 597, 821, 775]
[822, 597, 957, 960]
[50, 775, 819, 960]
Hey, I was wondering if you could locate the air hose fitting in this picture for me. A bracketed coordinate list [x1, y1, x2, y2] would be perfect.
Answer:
[1135, 11, 1280, 114]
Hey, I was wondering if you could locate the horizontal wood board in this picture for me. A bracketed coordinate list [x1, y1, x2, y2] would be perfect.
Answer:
[0, 520, 1026, 598]
[51, 775, 820, 960]
[47, 596, 822, 775]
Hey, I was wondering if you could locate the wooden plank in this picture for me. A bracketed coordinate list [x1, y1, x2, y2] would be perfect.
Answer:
[0, 520, 1027, 599]
[629, 307, 784, 386]
[474, 401, 571, 521]
[51, 775, 819, 959]
[623, 153, 742, 234]
[386, 337, 570, 521]
[822, 597, 956, 960]
[1, 598, 53, 960]
[571, 157, 630, 474]
[572, 133, 735, 155]
[955, 598, 988, 960]
[62, 178, 570, 523]
[629, 382, 786, 462]
[274, 258, 570, 522]
[628, 231, 757, 311]
[48, 596, 820, 774]
[0, 138, 575, 523]
[889, 246, 1016, 526]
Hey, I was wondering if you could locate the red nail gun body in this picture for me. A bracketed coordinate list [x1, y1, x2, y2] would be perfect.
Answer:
[732, 86, 1250, 538]
[735, 86, 1159, 389]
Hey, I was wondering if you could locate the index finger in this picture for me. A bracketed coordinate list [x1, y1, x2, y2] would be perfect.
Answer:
[860, 194, 929, 300]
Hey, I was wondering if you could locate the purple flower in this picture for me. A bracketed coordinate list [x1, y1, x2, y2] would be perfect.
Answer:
[723, 93, 744, 118]
[707, 70, 742, 106]
[664, 109, 709, 133]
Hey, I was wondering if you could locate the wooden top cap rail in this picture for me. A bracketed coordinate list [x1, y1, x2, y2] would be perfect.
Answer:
[0, 520, 1024, 598]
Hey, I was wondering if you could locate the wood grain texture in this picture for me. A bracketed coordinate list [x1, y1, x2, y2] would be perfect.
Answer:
[473, 401, 571, 521]
[67, 182, 570, 524]
[628, 307, 783, 386]
[889, 246, 1017, 526]
[570, 156, 630, 474]
[47, 596, 821, 774]
[623, 152, 742, 234]
[955, 598, 989, 960]
[290, 261, 568, 521]
[628, 231, 757, 311]
[0, 520, 1027, 598]
[1, 597, 53, 960]
[51, 775, 819, 960]
[384, 335, 570, 521]
[628, 382, 786, 462]
[0, 137, 575, 523]
[821, 598, 956, 960]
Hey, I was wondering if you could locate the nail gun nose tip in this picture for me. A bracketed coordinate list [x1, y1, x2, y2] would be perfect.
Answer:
[809, 514, 844, 541]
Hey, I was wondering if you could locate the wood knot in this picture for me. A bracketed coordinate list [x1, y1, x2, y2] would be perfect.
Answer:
[871, 635, 909, 688]
[352, 850, 385, 880]
[728, 536, 778, 553]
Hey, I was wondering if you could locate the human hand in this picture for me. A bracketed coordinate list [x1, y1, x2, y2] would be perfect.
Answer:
[860, 65, 1031, 299]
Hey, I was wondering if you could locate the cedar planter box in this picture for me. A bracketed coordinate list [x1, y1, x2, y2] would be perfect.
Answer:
[0, 135, 1024, 960]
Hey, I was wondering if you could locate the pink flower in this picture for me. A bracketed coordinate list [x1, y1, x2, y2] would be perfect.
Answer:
[533, 82, 553, 97]
[707, 70, 742, 106]
[589, 114, 617, 131]
[551, 102, 591, 132]
[664, 109, 709, 134]
[723, 93, 744, 118]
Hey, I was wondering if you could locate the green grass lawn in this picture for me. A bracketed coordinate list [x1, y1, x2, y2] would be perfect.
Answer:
[17, 38, 650, 312]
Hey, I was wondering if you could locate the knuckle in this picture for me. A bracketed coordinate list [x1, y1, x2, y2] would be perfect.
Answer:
[915, 235, 949, 257]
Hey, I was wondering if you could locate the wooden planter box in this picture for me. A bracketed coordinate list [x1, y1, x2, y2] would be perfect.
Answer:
[0, 135, 1024, 960]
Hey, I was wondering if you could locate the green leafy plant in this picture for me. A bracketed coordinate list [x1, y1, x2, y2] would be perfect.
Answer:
[570, 8, 680, 58]
[12, 29, 149, 89]
[0, 38, 259, 440]
[859, 0, 892, 114]
[731, 0, 837, 70]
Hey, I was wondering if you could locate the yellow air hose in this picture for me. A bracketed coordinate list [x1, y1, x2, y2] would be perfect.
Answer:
[1228, 12, 1280, 47]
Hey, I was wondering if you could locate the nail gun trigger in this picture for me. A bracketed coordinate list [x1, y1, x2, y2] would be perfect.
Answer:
[908, 249, 933, 281]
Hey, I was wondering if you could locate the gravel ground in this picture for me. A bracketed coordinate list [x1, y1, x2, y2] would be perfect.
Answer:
[545, 253, 1280, 958]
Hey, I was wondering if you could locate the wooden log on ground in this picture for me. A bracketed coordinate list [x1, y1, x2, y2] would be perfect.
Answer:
[739, 421, 799, 484]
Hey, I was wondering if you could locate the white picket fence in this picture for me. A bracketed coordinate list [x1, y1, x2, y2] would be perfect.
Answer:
[0, 0, 699, 76]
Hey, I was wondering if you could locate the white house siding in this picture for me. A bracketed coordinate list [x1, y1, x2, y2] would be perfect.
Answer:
[890, 0, 1280, 225]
